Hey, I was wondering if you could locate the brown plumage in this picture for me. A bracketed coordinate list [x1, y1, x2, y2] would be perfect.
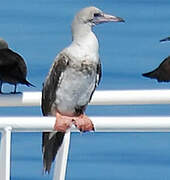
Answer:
[143, 56, 170, 82]
[0, 38, 34, 93]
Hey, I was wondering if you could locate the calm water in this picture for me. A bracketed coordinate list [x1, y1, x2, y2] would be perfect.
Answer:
[1, 0, 170, 179]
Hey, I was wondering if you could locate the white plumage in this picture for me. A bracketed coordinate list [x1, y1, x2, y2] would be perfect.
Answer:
[41, 6, 124, 173]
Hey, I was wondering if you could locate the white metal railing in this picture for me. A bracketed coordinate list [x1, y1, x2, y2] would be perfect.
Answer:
[1, 90, 170, 180]
[1, 89, 170, 107]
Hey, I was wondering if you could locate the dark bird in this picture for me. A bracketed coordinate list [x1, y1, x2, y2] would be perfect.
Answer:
[142, 56, 170, 82]
[41, 6, 125, 173]
[142, 37, 170, 82]
[160, 37, 170, 42]
[0, 38, 34, 94]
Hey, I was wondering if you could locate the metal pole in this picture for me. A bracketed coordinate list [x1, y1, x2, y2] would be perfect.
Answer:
[53, 131, 71, 180]
[1, 90, 170, 107]
[0, 127, 12, 180]
[0, 116, 170, 132]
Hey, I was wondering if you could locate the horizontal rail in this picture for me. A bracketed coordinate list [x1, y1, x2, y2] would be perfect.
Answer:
[0, 92, 41, 107]
[1, 90, 170, 107]
[2, 90, 170, 180]
[0, 116, 170, 132]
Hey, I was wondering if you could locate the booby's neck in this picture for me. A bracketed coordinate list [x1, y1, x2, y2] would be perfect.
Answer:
[71, 22, 99, 54]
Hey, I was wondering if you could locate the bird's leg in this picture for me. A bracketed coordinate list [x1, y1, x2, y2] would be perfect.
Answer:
[54, 112, 73, 132]
[10, 84, 17, 94]
[11, 84, 21, 94]
[14, 84, 17, 94]
[72, 114, 94, 132]
[0, 81, 3, 94]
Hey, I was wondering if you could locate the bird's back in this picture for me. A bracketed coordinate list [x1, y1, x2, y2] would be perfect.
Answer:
[0, 48, 27, 84]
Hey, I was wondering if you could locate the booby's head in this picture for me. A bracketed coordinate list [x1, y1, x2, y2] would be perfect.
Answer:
[72, 6, 125, 41]
[0, 38, 8, 49]
[160, 37, 170, 43]
[73, 6, 124, 27]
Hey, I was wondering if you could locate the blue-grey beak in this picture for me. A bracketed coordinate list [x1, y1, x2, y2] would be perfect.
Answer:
[93, 13, 125, 25]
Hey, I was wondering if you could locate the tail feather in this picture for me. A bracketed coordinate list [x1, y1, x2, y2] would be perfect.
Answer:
[22, 79, 35, 87]
[142, 69, 159, 79]
[142, 69, 170, 82]
[42, 132, 65, 174]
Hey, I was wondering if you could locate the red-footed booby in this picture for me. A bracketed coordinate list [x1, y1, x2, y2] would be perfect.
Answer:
[143, 37, 170, 82]
[41, 6, 125, 173]
[0, 38, 34, 93]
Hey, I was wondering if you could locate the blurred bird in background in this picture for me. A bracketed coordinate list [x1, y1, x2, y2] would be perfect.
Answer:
[143, 37, 170, 82]
[0, 38, 34, 94]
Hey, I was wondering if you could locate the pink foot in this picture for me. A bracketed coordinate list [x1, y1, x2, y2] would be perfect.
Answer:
[54, 112, 73, 132]
[72, 114, 94, 132]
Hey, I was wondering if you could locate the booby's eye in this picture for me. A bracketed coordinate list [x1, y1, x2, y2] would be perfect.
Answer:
[94, 13, 101, 17]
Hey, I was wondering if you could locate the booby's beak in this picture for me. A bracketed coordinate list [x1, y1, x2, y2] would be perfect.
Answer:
[160, 37, 170, 42]
[93, 13, 125, 25]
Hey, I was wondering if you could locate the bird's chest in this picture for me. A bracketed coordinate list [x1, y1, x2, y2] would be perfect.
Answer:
[59, 59, 97, 87]
[70, 59, 95, 75]
[54, 60, 97, 115]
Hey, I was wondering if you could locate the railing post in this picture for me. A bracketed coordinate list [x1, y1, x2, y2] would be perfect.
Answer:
[0, 127, 12, 180]
[53, 131, 71, 180]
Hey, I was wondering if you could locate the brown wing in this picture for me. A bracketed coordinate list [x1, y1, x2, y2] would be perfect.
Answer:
[96, 58, 102, 86]
[41, 53, 69, 116]
[41, 53, 69, 173]
[88, 58, 102, 103]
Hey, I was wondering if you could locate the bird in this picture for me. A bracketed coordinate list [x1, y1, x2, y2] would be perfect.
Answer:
[160, 37, 170, 42]
[142, 37, 170, 82]
[41, 6, 125, 173]
[142, 56, 170, 82]
[0, 38, 34, 93]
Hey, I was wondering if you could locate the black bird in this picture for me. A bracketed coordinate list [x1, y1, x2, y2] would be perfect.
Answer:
[160, 37, 170, 42]
[0, 38, 34, 93]
[41, 6, 124, 173]
[142, 56, 170, 82]
[142, 37, 170, 82]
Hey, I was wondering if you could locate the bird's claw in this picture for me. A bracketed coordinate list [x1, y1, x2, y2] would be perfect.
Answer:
[72, 114, 94, 132]
[54, 112, 73, 132]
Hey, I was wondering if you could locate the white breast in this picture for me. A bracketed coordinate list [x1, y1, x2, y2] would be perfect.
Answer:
[55, 30, 99, 116]
[64, 31, 99, 64]
[55, 61, 97, 116]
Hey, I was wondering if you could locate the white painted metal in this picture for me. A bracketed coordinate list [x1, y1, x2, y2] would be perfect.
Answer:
[0, 92, 41, 107]
[1, 89, 170, 179]
[0, 116, 170, 132]
[0, 127, 12, 180]
[53, 131, 71, 180]
[91, 90, 170, 105]
[0, 116, 170, 180]
[0, 117, 55, 132]
[1, 90, 170, 107]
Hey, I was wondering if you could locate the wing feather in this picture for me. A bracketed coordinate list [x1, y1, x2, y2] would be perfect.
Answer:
[96, 59, 102, 86]
[88, 58, 102, 102]
[41, 53, 69, 173]
[0, 49, 27, 78]
[41, 53, 69, 116]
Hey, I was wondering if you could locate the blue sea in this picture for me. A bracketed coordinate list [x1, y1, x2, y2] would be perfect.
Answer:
[1, 0, 170, 179]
